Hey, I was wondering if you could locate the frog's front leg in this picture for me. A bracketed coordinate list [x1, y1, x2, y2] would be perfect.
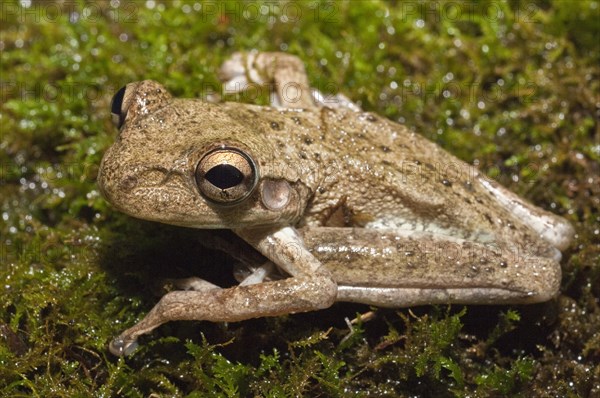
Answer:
[220, 51, 314, 109]
[109, 226, 336, 356]
[219, 51, 362, 112]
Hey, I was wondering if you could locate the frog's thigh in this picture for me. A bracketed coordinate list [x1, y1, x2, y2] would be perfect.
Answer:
[299, 227, 561, 307]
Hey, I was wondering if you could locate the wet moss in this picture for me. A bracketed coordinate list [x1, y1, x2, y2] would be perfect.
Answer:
[1, 0, 598, 396]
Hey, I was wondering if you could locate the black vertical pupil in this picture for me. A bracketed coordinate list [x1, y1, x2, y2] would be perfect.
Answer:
[111, 85, 127, 128]
[205, 164, 243, 189]
[111, 86, 127, 116]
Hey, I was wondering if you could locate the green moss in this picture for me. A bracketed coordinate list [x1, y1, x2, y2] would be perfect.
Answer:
[1, 0, 598, 396]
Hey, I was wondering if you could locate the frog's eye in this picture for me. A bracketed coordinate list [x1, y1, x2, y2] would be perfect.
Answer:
[110, 84, 131, 129]
[195, 148, 258, 204]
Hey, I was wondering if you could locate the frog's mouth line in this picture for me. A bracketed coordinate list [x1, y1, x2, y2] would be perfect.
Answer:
[336, 285, 554, 307]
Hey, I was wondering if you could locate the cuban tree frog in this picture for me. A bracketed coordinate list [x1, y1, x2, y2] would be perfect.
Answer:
[98, 51, 574, 356]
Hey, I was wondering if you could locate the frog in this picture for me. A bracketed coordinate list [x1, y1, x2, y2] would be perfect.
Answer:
[98, 51, 574, 356]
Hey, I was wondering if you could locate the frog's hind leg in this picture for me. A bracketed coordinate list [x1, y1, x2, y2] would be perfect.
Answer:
[299, 226, 562, 307]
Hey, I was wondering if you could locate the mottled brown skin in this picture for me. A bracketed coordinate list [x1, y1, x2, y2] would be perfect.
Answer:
[98, 51, 574, 355]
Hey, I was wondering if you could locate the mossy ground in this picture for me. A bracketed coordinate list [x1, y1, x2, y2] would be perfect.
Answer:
[1, 0, 598, 396]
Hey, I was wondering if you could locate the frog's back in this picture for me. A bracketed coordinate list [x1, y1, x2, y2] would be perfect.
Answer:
[224, 103, 572, 253]
[244, 105, 481, 233]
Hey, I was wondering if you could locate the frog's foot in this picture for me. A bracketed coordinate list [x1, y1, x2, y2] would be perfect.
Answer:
[109, 335, 139, 357]
[339, 311, 376, 345]
[233, 261, 285, 286]
[110, 277, 221, 357]
[166, 277, 221, 292]
[219, 51, 264, 93]
[311, 90, 362, 112]
[219, 51, 314, 109]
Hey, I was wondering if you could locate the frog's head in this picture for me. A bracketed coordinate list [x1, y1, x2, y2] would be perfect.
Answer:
[98, 80, 310, 229]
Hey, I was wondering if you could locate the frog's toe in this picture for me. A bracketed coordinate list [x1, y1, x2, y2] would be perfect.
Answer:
[221, 75, 250, 94]
[167, 277, 221, 292]
[218, 51, 246, 79]
[311, 90, 362, 112]
[236, 262, 282, 286]
[109, 336, 139, 357]
[219, 51, 264, 92]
